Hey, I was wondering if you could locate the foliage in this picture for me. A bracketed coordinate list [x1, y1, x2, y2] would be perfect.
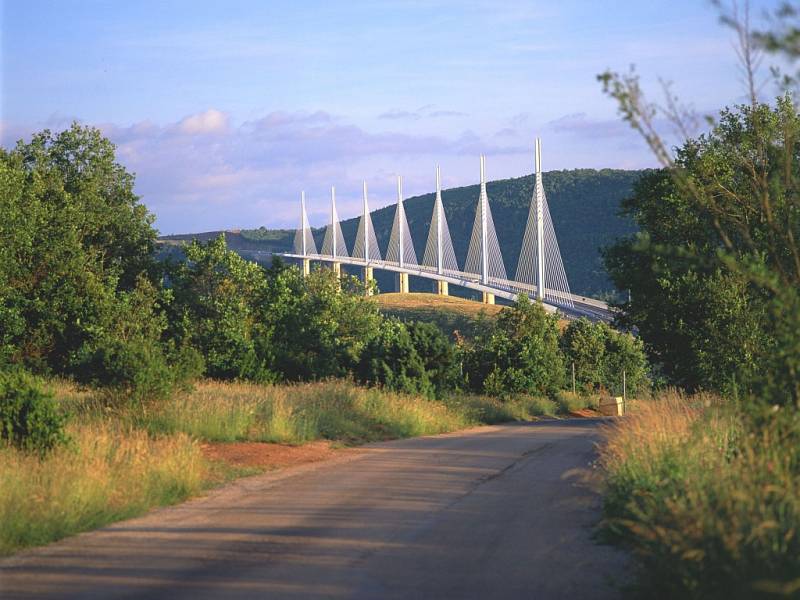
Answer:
[164, 235, 274, 381]
[462, 296, 564, 397]
[0, 123, 158, 374]
[599, 392, 800, 599]
[406, 321, 461, 396]
[560, 318, 649, 395]
[356, 319, 433, 397]
[0, 370, 68, 454]
[263, 263, 383, 381]
[601, 99, 800, 402]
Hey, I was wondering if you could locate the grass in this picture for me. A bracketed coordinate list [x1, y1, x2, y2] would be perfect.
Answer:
[0, 419, 206, 556]
[598, 390, 800, 599]
[0, 378, 543, 556]
[376, 292, 504, 338]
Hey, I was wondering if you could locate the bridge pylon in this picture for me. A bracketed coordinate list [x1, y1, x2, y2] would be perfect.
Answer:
[466, 155, 506, 286]
[423, 165, 459, 283]
[514, 139, 574, 308]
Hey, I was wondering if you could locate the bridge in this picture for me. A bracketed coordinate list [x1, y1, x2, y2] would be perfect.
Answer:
[278, 139, 612, 321]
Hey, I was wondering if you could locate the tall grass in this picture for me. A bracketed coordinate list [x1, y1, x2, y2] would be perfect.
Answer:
[0, 420, 205, 556]
[131, 380, 494, 444]
[598, 390, 800, 599]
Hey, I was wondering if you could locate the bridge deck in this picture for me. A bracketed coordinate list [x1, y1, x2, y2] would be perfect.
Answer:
[277, 253, 613, 321]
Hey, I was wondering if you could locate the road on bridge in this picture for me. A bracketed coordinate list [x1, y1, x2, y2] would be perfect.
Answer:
[1, 420, 629, 600]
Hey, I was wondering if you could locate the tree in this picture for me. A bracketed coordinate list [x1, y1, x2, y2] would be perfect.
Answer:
[164, 235, 273, 381]
[560, 319, 606, 392]
[406, 321, 461, 397]
[262, 264, 383, 381]
[356, 319, 432, 397]
[463, 296, 564, 397]
[0, 124, 159, 374]
[601, 96, 797, 401]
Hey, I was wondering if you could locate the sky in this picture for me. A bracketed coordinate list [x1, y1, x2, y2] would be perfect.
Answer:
[0, 0, 783, 234]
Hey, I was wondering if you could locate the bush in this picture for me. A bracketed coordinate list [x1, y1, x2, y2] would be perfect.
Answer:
[0, 370, 67, 453]
[598, 392, 800, 599]
[463, 296, 564, 397]
[73, 339, 203, 405]
[356, 319, 433, 397]
[554, 390, 596, 413]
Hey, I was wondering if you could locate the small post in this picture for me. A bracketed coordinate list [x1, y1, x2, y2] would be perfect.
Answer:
[572, 362, 576, 394]
[623, 369, 627, 403]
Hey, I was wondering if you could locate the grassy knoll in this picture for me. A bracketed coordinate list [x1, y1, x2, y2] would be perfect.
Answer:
[375, 292, 505, 338]
[598, 392, 800, 599]
[0, 379, 556, 556]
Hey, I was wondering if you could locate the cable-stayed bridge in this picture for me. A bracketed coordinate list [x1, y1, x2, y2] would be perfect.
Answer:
[279, 140, 612, 321]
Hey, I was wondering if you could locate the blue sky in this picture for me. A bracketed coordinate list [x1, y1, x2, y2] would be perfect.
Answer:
[0, 0, 781, 233]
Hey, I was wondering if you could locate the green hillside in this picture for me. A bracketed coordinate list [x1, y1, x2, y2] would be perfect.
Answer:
[163, 169, 645, 298]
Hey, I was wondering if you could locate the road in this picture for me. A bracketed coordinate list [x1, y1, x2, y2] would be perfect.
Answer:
[0, 419, 628, 599]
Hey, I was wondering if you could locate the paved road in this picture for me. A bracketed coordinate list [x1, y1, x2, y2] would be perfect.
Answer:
[0, 420, 628, 599]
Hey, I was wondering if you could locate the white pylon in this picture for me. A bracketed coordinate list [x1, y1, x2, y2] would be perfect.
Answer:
[293, 191, 317, 256]
[535, 139, 545, 300]
[423, 166, 459, 274]
[352, 181, 382, 262]
[514, 138, 574, 307]
[466, 155, 506, 283]
[397, 176, 404, 268]
[386, 175, 418, 266]
[321, 185, 348, 258]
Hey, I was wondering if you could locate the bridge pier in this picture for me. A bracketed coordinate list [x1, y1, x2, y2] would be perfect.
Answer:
[362, 266, 374, 296]
[482, 291, 495, 305]
[302, 258, 311, 276]
[397, 272, 409, 294]
[435, 280, 449, 296]
[332, 262, 342, 277]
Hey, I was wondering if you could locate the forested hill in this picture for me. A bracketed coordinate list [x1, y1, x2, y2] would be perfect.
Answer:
[162, 169, 646, 298]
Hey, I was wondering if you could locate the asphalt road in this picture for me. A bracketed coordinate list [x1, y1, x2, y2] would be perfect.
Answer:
[0, 419, 628, 600]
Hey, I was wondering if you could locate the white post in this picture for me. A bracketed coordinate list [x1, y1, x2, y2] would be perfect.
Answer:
[397, 175, 404, 269]
[362, 181, 369, 263]
[300, 191, 307, 257]
[535, 138, 545, 301]
[480, 155, 488, 285]
[331, 186, 337, 259]
[436, 165, 443, 275]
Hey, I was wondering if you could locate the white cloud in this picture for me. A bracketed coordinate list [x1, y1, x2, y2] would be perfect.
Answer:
[174, 109, 229, 135]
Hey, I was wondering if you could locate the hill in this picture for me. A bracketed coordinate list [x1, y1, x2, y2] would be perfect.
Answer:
[162, 168, 645, 299]
[376, 292, 504, 339]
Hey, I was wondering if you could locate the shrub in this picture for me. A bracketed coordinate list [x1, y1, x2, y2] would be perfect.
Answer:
[554, 390, 594, 413]
[0, 370, 67, 453]
[463, 296, 564, 397]
[356, 319, 433, 397]
[598, 392, 800, 599]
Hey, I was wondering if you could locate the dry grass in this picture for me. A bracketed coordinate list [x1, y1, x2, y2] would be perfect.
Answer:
[0, 419, 206, 556]
[598, 390, 800, 599]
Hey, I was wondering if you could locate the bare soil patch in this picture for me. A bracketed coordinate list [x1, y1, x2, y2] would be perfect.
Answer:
[201, 440, 341, 471]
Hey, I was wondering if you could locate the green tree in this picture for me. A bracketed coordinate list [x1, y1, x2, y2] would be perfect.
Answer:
[601, 97, 797, 400]
[165, 235, 273, 381]
[262, 264, 382, 381]
[0, 124, 159, 374]
[463, 296, 564, 397]
[356, 318, 432, 397]
[560, 319, 606, 392]
[406, 321, 461, 397]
